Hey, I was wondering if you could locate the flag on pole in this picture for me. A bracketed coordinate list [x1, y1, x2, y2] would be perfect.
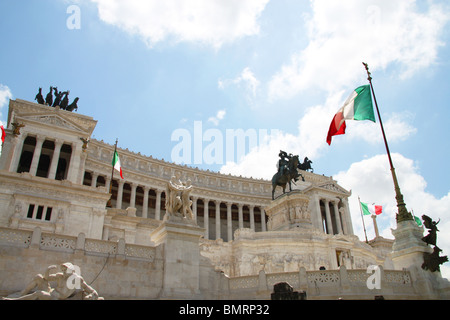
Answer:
[326, 85, 376, 145]
[112, 150, 124, 179]
[412, 211, 423, 227]
[360, 201, 382, 216]
[414, 216, 423, 227]
[1, 125, 5, 143]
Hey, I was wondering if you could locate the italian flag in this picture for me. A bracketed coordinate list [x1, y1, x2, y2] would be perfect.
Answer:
[360, 201, 382, 216]
[1, 125, 5, 143]
[112, 150, 124, 179]
[414, 215, 423, 227]
[326, 85, 376, 145]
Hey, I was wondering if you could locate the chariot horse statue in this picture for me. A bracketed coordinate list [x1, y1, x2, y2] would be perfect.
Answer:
[271, 151, 305, 200]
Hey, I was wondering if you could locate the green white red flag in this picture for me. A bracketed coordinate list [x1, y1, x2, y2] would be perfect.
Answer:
[360, 201, 382, 216]
[112, 150, 124, 179]
[327, 85, 376, 145]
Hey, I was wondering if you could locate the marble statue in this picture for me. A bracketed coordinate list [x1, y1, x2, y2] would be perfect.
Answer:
[2, 262, 103, 300]
[165, 173, 194, 221]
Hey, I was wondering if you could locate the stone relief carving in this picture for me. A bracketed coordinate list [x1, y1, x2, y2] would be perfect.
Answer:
[266, 195, 311, 231]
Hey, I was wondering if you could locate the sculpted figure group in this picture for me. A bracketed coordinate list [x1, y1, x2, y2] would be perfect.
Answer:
[165, 172, 194, 221]
[2, 262, 103, 300]
[271, 150, 313, 200]
[421, 215, 448, 273]
[35, 86, 79, 112]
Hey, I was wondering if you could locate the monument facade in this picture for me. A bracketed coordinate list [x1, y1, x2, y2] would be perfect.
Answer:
[0, 99, 448, 299]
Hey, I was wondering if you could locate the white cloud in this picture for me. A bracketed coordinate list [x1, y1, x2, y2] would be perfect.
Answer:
[0, 84, 13, 126]
[219, 93, 340, 179]
[341, 111, 417, 145]
[219, 91, 417, 179]
[218, 67, 260, 106]
[220, 129, 299, 180]
[268, 0, 449, 100]
[334, 153, 450, 278]
[91, 0, 269, 48]
[208, 109, 226, 126]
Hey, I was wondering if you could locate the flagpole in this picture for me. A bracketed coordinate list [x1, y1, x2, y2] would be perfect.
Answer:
[107, 138, 118, 208]
[358, 196, 369, 243]
[362, 62, 413, 224]
[110, 138, 118, 192]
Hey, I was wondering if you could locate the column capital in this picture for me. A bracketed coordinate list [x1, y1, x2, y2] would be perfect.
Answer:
[54, 139, 64, 146]
[129, 182, 138, 189]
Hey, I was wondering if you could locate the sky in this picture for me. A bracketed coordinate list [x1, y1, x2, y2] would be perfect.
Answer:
[1, 0, 449, 277]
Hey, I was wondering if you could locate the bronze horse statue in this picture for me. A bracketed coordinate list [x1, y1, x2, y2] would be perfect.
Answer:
[271, 155, 304, 200]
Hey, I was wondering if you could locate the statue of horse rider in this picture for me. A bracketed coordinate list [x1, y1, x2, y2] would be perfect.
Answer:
[278, 150, 290, 175]
[272, 150, 304, 200]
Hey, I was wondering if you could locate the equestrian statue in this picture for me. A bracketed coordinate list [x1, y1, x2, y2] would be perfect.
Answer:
[271, 151, 307, 200]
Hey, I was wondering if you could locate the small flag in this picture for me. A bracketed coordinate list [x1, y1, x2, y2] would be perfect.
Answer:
[414, 215, 423, 227]
[327, 85, 376, 145]
[1, 125, 5, 143]
[360, 201, 382, 216]
[112, 150, 124, 179]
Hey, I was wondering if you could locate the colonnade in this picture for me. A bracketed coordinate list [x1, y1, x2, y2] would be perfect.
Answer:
[3, 133, 82, 182]
[318, 197, 352, 236]
[84, 171, 267, 242]
[2, 132, 352, 241]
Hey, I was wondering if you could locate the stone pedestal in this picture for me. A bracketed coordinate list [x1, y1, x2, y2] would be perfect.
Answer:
[391, 220, 450, 298]
[265, 191, 312, 231]
[151, 218, 205, 299]
[271, 282, 306, 300]
[391, 220, 431, 270]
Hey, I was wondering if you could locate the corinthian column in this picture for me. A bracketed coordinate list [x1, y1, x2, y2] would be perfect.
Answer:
[116, 180, 124, 209]
[215, 200, 221, 240]
[29, 136, 45, 176]
[155, 189, 162, 220]
[203, 199, 210, 239]
[130, 183, 137, 208]
[333, 200, 343, 234]
[227, 202, 232, 242]
[142, 186, 150, 218]
[324, 199, 333, 235]
[238, 203, 244, 229]
[48, 139, 63, 179]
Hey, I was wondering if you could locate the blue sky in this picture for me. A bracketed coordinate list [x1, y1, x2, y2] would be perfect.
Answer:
[1, 0, 450, 275]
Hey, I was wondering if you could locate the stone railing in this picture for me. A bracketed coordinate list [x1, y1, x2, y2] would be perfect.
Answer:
[226, 265, 416, 299]
[0, 227, 156, 262]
